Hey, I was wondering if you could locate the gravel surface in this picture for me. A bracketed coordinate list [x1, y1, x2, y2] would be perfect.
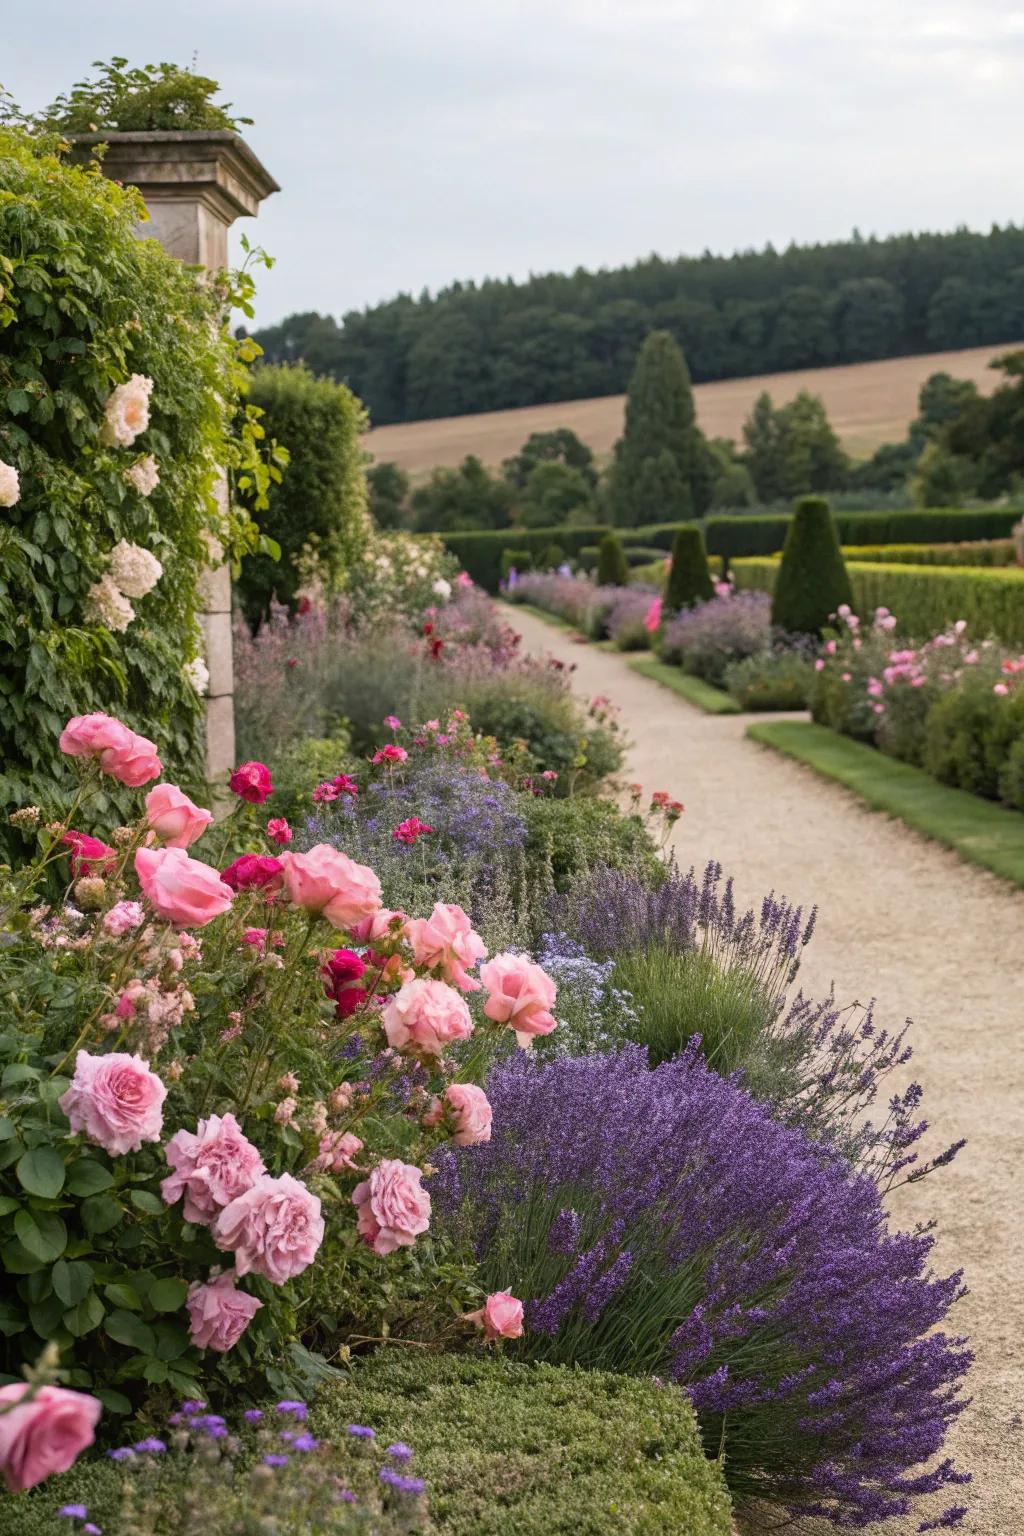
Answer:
[508, 606, 1024, 1535]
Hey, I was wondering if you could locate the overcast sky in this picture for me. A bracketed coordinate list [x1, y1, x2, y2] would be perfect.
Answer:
[5, 1, 1023, 327]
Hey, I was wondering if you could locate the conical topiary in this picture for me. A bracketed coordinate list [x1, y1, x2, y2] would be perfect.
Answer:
[771, 496, 854, 636]
[665, 526, 714, 613]
[597, 531, 630, 586]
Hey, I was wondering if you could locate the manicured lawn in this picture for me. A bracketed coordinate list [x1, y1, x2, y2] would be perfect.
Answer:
[748, 719, 1024, 888]
[629, 657, 741, 715]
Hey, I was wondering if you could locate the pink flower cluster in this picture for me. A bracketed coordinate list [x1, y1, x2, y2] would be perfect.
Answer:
[60, 712, 161, 787]
[352, 1158, 431, 1256]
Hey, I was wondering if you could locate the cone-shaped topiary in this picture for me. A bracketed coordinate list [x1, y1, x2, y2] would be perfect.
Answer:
[771, 495, 854, 635]
[665, 526, 714, 613]
[597, 531, 630, 586]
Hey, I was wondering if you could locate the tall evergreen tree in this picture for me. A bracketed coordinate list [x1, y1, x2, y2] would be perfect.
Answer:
[610, 332, 710, 526]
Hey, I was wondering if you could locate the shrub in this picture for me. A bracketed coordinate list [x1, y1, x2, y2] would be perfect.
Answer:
[500, 548, 532, 580]
[596, 531, 629, 586]
[664, 526, 714, 612]
[606, 587, 658, 651]
[238, 363, 369, 622]
[435, 1047, 971, 1527]
[524, 796, 661, 894]
[261, 729, 353, 827]
[612, 944, 771, 1070]
[659, 591, 771, 685]
[723, 647, 816, 710]
[923, 678, 1024, 801]
[771, 496, 853, 635]
[844, 538, 1017, 567]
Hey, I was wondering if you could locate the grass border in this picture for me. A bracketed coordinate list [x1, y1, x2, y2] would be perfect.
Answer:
[747, 719, 1024, 888]
[504, 600, 579, 632]
[628, 657, 742, 715]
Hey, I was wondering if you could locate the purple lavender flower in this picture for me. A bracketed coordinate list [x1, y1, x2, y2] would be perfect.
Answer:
[659, 590, 772, 683]
[243, 1408, 264, 1423]
[106, 1448, 134, 1462]
[434, 1045, 972, 1527]
[379, 1468, 426, 1494]
[290, 1433, 319, 1452]
[346, 1424, 375, 1439]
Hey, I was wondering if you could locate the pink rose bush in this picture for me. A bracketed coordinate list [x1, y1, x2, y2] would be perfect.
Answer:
[144, 783, 213, 847]
[136, 846, 234, 927]
[480, 952, 558, 1041]
[382, 977, 474, 1059]
[406, 902, 487, 991]
[424, 1082, 492, 1146]
[60, 711, 161, 786]
[59, 1050, 166, 1155]
[186, 1271, 263, 1352]
[214, 1172, 325, 1284]
[466, 1290, 524, 1342]
[162, 1112, 266, 1223]
[352, 1159, 431, 1256]
[0, 1383, 102, 1492]
[279, 845, 382, 929]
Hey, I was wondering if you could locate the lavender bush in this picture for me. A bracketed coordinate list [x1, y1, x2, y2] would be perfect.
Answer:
[606, 585, 659, 650]
[659, 590, 772, 684]
[436, 1046, 971, 1529]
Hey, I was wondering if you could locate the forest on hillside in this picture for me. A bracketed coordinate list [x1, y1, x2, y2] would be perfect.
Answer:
[252, 225, 1024, 426]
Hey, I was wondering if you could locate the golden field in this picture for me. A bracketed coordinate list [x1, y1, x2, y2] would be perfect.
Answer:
[365, 341, 1021, 478]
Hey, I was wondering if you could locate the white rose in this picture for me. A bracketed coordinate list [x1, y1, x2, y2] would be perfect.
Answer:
[101, 373, 153, 448]
[108, 540, 163, 599]
[0, 459, 20, 508]
[432, 577, 452, 600]
[84, 575, 134, 633]
[184, 657, 209, 695]
[125, 454, 160, 497]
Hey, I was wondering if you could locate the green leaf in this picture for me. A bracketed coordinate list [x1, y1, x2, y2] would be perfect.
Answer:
[142, 1360, 168, 1384]
[152, 1322, 189, 1361]
[66, 1160, 114, 1196]
[104, 1309, 155, 1353]
[0, 1196, 19, 1217]
[2, 1238, 45, 1275]
[103, 1282, 142, 1311]
[0, 1300, 25, 1337]
[81, 1194, 122, 1235]
[148, 1277, 187, 1313]
[129, 1189, 164, 1216]
[14, 1209, 66, 1263]
[52, 1259, 94, 1307]
[29, 1293, 67, 1338]
[64, 1292, 104, 1338]
[96, 1388, 132, 1414]
[16, 1146, 65, 1199]
[0, 1117, 17, 1141]
[3, 1063, 42, 1087]
[6, 388, 30, 415]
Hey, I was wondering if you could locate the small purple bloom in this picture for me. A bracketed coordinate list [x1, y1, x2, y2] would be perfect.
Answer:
[133, 1438, 166, 1454]
[346, 1424, 375, 1439]
[263, 1454, 289, 1467]
[275, 1399, 308, 1420]
[57, 1507, 88, 1520]
[336, 1490, 357, 1504]
[84, 1527, 102, 1536]
[386, 1442, 413, 1461]
[291, 1433, 319, 1452]
[106, 1448, 134, 1462]
[379, 1468, 426, 1495]
[243, 1408, 264, 1423]
[180, 1400, 206, 1415]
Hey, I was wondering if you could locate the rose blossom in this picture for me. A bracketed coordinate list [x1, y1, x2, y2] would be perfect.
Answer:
[161, 1111, 266, 1224]
[351, 1159, 430, 1256]
[322, 948, 367, 1018]
[480, 953, 557, 1041]
[314, 1130, 363, 1173]
[59, 1050, 166, 1156]
[103, 899, 144, 936]
[61, 830, 118, 878]
[101, 373, 153, 448]
[381, 977, 473, 1060]
[136, 847, 234, 928]
[439, 1082, 492, 1146]
[220, 854, 284, 894]
[228, 761, 273, 804]
[278, 845, 381, 930]
[125, 454, 159, 497]
[266, 817, 292, 845]
[405, 902, 487, 992]
[0, 1383, 101, 1492]
[59, 712, 161, 787]
[145, 783, 213, 848]
[186, 1270, 263, 1353]
[214, 1172, 324, 1285]
[0, 459, 20, 509]
[466, 1291, 524, 1342]
[371, 744, 408, 765]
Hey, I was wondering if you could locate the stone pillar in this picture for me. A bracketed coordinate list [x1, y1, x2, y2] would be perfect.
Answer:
[72, 131, 280, 781]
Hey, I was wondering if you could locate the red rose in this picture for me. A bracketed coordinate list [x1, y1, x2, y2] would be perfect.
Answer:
[228, 761, 273, 804]
[220, 854, 284, 893]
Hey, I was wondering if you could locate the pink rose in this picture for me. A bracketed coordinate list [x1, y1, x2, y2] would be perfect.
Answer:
[186, 1270, 263, 1353]
[135, 846, 234, 928]
[467, 1291, 524, 1342]
[59, 712, 161, 787]
[381, 978, 473, 1060]
[214, 1172, 324, 1285]
[145, 783, 213, 848]
[0, 1383, 102, 1492]
[59, 1050, 166, 1156]
[220, 854, 284, 894]
[480, 953, 557, 1041]
[228, 760, 273, 804]
[352, 1158, 431, 1256]
[61, 830, 118, 878]
[266, 817, 292, 845]
[371, 744, 408, 765]
[102, 899, 144, 936]
[441, 1082, 492, 1146]
[161, 1111, 266, 1224]
[314, 1130, 363, 1172]
[405, 902, 487, 992]
[278, 845, 381, 930]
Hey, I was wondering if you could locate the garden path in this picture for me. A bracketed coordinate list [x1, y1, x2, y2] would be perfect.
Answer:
[506, 604, 1024, 1536]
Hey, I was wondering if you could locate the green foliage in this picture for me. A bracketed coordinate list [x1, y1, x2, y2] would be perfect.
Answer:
[259, 730, 353, 825]
[596, 531, 629, 586]
[742, 390, 848, 503]
[517, 460, 594, 527]
[923, 682, 1024, 802]
[27, 57, 252, 134]
[610, 332, 709, 525]
[664, 527, 713, 612]
[523, 795, 661, 892]
[843, 539, 1017, 567]
[237, 363, 369, 622]
[770, 497, 854, 636]
[0, 126, 267, 825]
[411, 455, 514, 534]
[724, 649, 815, 711]
[367, 459, 411, 530]
[614, 946, 770, 1072]
[500, 548, 532, 580]
[501, 427, 597, 489]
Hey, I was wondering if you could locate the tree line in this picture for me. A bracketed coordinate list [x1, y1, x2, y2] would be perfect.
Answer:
[253, 224, 1024, 426]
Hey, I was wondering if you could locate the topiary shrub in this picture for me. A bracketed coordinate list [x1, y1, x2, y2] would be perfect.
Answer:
[770, 496, 853, 635]
[237, 362, 368, 623]
[664, 526, 714, 612]
[500, 548, 533, 580]
[596, 530, 630, 585]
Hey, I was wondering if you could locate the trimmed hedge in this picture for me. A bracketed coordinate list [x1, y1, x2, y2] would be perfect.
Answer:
[437, 509, 1020, 590]
[771, 496, 853, 635]
[734, 557, 1024, 647]
[844, 539, 1018, 567]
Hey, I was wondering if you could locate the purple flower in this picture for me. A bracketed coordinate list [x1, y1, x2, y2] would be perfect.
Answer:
[106, 1448, 134, 1462]
[336, 1490, 357, 1504]
[379, 1468, 426, 1494]
[244, 1409, 264, 1423]
[133, 1438, 166, 1454]
[386, 1442, 413, 1461]
[263, 1453, 289, 1467]
[180, 1400, 206, 1415]
[275, 1399, 308, 1421]
[346, 1424, 375, 1439]
[57, 1507, 88, 1520]
[290, 1433, 319, 1452]
[84, 1527, 102, 1536]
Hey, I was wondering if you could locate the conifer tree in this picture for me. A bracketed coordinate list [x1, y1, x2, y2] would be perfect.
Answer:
[771, 496, 853, 635]
[610, 332, 709, 525]
[665, 526, 714, 613]
[597, 531, 630, 586]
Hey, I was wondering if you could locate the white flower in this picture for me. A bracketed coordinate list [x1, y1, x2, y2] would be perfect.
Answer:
[84, 575, 134, 633]
[184, 657, 209, 695]
[432, 577, 452, 601]
[0, 459, 19, 508]
[125, 454, 160, 497]
[108, 540, 162, 599]
[101, 373, 153, 448]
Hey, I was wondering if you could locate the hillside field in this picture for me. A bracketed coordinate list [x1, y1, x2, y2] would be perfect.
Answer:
[365, 341, 1021, 478]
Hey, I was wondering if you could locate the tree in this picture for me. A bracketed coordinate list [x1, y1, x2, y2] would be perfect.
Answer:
[610, 332, 710, 525]
[769, 286, 835, 370]
[517, 460, 595, 528]
[707, 438, 756, 508]
[410, 455, 515, 533]
[367, 460, 411, 529]
[771, 497, 853, 636]
[502, 428, 597, 489]
[743, 391, 847, 503]
[742, 392, 787, 503]
[597, 532, 630, 586]
[664, 527, 714, 613]
[832, 278, 904, 361]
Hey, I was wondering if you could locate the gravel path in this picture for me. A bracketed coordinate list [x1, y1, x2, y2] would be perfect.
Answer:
[508, 605, 1024, 1535]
